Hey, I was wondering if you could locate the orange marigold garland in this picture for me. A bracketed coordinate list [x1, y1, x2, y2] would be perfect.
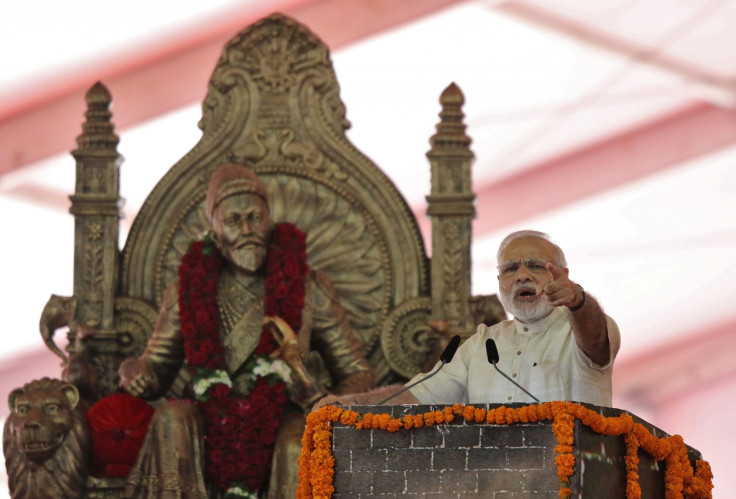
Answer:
[664, 439, 686, 499]
[297, 402, 713, 499]
[298, 406, 342, 499]
[691, 461, 714, 498]
[552, 411, 576, 498]
[625, 431, 642, 499]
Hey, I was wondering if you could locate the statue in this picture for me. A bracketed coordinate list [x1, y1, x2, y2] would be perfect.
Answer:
[2, 378, 90, 499]
[39, 294, 77, 363]
[117, 163, 375, 498]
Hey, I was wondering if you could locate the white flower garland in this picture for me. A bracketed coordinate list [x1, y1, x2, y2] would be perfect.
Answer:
[191, 358, 293, 401]
[225, 484, 258, 498]
[251, 357, 292, 384]
[192, 369, 232, 399]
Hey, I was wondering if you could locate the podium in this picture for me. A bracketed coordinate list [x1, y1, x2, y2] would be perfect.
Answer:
[298, 402, 713, 498]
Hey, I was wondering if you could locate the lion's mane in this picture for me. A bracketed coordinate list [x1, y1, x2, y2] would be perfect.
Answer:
[2, 378, 90, 499]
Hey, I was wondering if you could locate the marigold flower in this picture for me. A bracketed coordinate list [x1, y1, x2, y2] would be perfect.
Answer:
[403, 414, 414, 430]
[339, 410, 359, 426]
[462, 405, 476, 422]
[387, 419, 402, 432]
[444, 406, 456, 423]
[474, 407, 486, 423]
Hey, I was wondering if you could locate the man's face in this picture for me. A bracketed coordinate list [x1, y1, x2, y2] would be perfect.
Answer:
[497, 237, 563, 323]
[213, 193, 274, 274]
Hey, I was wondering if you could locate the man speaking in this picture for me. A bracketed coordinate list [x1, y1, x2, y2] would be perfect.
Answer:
[314, 230, 620, 409]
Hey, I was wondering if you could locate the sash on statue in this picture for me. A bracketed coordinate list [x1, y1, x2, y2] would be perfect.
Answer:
[223, 300, 264, 374]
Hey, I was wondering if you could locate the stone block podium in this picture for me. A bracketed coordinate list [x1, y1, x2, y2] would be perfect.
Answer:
[299, 403, 711, 498]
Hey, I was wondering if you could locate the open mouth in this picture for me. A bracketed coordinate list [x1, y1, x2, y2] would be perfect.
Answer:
[514, 288, 537, 302]
[19, 433, 64, 453]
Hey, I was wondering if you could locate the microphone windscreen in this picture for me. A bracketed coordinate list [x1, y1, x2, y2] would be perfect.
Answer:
[439, 335, 461, 363]
[485, 338, 500, 365]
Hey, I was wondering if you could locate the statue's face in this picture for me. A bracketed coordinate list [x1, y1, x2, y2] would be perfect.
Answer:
[212, 193, 274, 274]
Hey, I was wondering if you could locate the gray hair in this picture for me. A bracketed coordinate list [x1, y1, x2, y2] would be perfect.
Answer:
[496, 230, 567, 268]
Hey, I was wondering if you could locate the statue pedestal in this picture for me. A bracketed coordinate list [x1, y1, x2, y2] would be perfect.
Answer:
[303, 403, 708, 498]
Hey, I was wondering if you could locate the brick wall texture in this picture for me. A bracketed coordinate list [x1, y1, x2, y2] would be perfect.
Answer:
[332, 404, 559, 498]
[330, 403, 702, 498]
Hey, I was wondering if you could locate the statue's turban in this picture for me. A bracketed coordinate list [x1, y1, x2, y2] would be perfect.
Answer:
[206, 164, 269, 223]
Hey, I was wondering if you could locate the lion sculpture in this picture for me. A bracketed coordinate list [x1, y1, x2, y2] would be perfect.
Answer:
[3, 377, 89, 499]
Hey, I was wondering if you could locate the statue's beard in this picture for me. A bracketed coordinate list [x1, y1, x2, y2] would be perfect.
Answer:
[223, 241, 268, 274]
[499, 283, 555, 324]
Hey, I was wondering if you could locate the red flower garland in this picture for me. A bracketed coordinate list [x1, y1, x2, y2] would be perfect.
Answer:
[178, 223, 308, 494]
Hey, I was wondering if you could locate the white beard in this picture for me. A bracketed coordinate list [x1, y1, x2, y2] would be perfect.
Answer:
[499, 283, 555, 324]
[224, 244, 267, 274]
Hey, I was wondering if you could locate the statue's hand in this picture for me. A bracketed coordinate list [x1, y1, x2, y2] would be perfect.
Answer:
[118, 357, 159, 399]
[264, 316, 328, 410]
[270, 337, 302, 368]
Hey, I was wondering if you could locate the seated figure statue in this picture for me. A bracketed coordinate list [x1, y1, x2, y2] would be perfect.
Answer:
[118, 163, 375, 498]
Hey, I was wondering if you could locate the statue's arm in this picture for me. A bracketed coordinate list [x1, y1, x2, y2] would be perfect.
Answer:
[119, 282, 185, 399]
[309, 270, 374, 395]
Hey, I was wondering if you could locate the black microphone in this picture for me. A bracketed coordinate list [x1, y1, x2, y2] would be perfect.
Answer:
[485, 338, 540, 402]
[377, 335, 461, 405]
[439, 334, 461, 363]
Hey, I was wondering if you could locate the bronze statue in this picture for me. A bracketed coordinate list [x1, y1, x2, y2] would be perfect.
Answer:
[3, 15, 484, 498]
[38, 294, 101, 402]
[2, 378, 90, 499]
[39, 294, 77, 363]
[117, 163, 374, 498]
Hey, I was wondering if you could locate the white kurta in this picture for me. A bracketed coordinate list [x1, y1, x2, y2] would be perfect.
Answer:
[409, 306, 621, 407]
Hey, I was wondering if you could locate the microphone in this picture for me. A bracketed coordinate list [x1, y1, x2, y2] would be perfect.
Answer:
[485, 338, 539, 402]
[376, 335, 461, 405]
[439, 334, 461, 363]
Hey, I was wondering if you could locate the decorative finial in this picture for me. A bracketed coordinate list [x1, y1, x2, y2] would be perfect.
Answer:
[429, 82, 472, 151]
[75, 81, 119, 151]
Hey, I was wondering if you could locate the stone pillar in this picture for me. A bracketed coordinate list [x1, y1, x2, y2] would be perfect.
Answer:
[426, 83, 476, 338]
[69, 82, 124, 339]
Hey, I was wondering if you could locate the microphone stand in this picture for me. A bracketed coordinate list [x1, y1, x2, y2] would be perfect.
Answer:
[490, 362, 539, 402]
[376, 361, 448, 405]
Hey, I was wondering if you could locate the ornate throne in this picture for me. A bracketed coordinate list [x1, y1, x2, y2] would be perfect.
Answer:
[19, 12, 504, 498]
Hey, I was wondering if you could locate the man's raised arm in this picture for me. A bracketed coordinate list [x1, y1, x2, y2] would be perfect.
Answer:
[537, 262, 610, 366]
